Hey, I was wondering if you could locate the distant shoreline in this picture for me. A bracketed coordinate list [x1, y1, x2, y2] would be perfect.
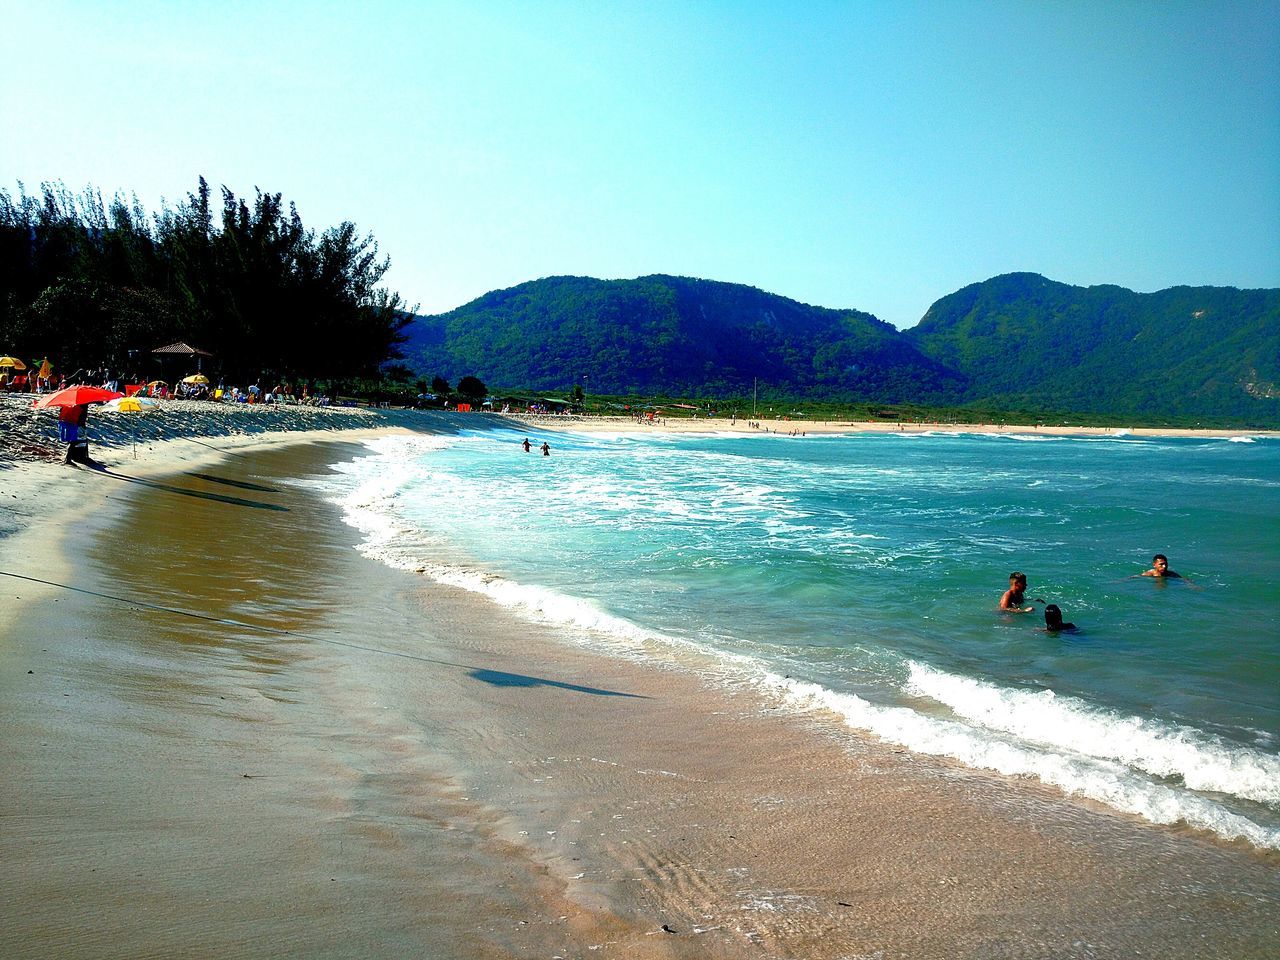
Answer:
[501, 411, 1279, 440]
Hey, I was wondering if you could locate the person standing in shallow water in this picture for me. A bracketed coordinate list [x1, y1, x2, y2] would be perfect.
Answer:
[999, 572, 1041, 613]
[521, 438, 531, 453]
[541, 442, 551, 457]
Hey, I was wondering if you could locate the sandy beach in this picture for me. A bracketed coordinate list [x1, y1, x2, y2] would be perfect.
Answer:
[502, 409, 1280, 441]
[2, 404, 1278, 958]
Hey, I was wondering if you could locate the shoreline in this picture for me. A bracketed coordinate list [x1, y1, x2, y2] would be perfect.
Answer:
[3, 392, 1274, 474]
[503, 410, 1279, 439]
[3, 420, 1279, 957]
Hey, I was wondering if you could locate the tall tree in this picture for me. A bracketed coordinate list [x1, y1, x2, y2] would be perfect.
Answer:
[0, 178, 413, 382]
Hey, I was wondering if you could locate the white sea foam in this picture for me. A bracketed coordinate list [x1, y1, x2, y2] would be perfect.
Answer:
[752, 670, 1280, 850]
[906, 662, 1280, 809]
[321, 432, 1280, 850]
[323, 436, 672, 650]
[1228, 436, 1257, 443]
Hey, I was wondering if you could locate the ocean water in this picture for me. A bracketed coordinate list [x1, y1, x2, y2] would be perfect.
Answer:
[319, 425, 1280, 849]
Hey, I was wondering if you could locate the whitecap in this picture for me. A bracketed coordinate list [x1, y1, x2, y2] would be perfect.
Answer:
[905, 662, 1280, 809]
[754, 669, 1280, 850]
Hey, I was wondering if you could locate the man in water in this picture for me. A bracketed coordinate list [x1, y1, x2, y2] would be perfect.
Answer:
[521, 438, 531, 453]
[1043, 604, 1077, 633]
[1136, 553, 1198, 587]
[1141, 554, 1181, 578]
[999, 572, 1041, 613]
[541, 441, 551, 457]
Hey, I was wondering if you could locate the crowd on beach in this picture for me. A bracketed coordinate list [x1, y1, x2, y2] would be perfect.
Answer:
[0, 357, 56, 392]
[2, 358, 335, 407]
[0, 350, 372, 467]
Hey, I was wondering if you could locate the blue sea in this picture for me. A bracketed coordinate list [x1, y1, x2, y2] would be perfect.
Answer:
[321, 425, 1280, 849]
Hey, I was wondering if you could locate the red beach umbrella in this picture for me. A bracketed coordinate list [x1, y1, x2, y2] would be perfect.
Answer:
[32, 386, 124, 409]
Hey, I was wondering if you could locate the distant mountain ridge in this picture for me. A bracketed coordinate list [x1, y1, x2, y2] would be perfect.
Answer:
[907, 273, 1280, 419]
[399, 272, 1280, 422]
[401, 275, 963, 401]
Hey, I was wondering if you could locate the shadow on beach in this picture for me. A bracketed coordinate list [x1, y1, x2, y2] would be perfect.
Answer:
[85, 464, 289, 512]
[469, 667, 649, 698]
[185, 472, 281, 493]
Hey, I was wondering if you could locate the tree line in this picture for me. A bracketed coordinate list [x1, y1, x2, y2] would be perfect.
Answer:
[0, 178, 412, 384]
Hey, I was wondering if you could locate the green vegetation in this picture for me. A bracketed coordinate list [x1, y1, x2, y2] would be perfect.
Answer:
[400, 275, 963, 403]
[0, 179, 411, 384]
[402, 273, 1280, 426]
[3, 179, 1274, 427]
[908, 273, 1280, 421]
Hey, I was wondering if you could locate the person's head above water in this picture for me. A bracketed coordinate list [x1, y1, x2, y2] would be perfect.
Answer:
[1044, 604, 1076, 631]
[1143, 554, 1182, 579]
[1000, 572, 1034, 612]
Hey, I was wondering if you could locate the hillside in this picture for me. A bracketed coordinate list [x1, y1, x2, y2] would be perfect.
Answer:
[399, 272, 1280, 423]
[400, 275, 962, 401]
[906, 273, 1280, 419]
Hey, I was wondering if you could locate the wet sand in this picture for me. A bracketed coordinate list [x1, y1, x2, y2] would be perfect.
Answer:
[2, 434, 1278, 958]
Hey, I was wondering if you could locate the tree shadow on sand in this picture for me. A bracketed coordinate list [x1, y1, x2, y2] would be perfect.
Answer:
[85, 464, 289, 511]
[469, 668, 649, 698]
[185, 472, 281, 493]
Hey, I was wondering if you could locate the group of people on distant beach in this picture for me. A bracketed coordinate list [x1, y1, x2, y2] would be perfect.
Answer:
[0, 357, 56, 392]
[1000, 554, 1193, 633]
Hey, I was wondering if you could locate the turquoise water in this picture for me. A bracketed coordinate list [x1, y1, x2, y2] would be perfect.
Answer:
[324, 426, 1280, 847]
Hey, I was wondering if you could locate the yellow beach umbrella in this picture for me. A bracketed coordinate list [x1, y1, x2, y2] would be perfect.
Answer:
[181, 373, 210, 385]
[107, 397, 147, 412]
[0, 356, 27, 369]
[104, 395, 154, 457]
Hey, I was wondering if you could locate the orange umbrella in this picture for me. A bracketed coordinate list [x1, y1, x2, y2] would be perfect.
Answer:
[33, 386, 123, 409]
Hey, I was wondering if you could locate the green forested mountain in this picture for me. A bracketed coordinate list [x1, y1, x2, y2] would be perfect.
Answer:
[402, 272, 1280, 422]
[906, 273, 1280, 419]
[400, 275, 963, 401]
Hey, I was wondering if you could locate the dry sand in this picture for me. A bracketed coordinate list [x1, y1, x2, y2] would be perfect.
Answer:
[507, 410, 1278, 440]
[2, 410, 1278, 958]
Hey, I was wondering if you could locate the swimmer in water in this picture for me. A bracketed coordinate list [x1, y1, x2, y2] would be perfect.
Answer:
[1130, 553, 1198, 587]
[1141, 554, 1180, 578]
[522, 438, 531, 453]
[999, 572, 1043, 613]
[1043, 604, 1077, 633]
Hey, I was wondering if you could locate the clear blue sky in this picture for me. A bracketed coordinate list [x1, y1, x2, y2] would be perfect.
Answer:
[4, 1, 1278, 328]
